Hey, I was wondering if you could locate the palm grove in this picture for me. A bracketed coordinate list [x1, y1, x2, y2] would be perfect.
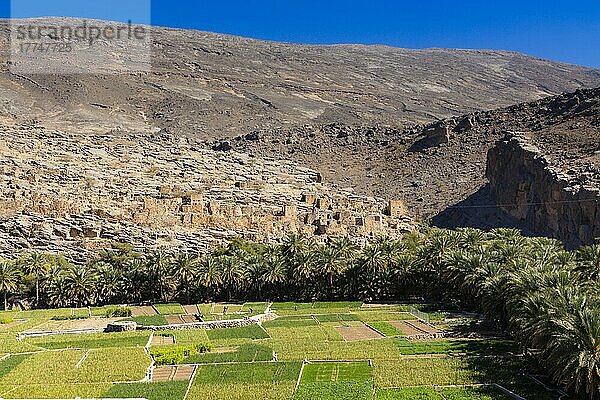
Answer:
[1, 227, 599, 397]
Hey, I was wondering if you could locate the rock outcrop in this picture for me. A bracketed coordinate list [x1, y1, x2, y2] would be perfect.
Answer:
[487, 133, 600, 248]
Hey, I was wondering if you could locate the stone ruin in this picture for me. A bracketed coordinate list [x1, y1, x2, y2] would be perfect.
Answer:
[0, 126, 414, 261]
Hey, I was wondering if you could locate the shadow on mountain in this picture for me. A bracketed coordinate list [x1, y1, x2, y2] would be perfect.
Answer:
[431, 184, 532, 234]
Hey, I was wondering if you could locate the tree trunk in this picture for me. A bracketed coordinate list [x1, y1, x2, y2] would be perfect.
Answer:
[329, 274, 334, 299]
[4, 291, 7, 311]
[35, 279, 39, 306]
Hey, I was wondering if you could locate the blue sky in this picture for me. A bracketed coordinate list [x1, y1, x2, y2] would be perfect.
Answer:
[3, 0, 600, 67]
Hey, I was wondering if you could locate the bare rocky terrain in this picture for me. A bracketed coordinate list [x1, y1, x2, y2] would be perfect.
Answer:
[0, 19, 599, 255]
[0, 19, 599, 138]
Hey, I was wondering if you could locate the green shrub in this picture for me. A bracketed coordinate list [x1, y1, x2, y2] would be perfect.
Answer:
[150, 343, 212, 365]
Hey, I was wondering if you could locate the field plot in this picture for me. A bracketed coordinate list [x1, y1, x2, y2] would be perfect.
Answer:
[105, 381, 189, 400]
[272, 302, 363, 317]
[272, 337, 402, 361]
[165, 314, 199, 324]
[374, 356, 526, 388]
[24, 317, 120, 333]
[213, 303, 244, 314]
[395, 339, 518, 356]
[241, 302, 270, 314]
[186, 343, 273, 364]
[1, 383, 112, 399]
[315, 313, 360, 323]
[183, 305, 199, 314]
[388, 320, 443, 338]
[0, 302, 566, 400]
[207, 324, 270, 341]
[196, 302, 264, 321]
[26, 331, 150, 349]
[154, 330, 210, 346]
[263, 316, 319, 328]
[131, 305, 159, 317]
[152, 365, 195, 382]
[354, 311, 417, 322]
[128, 315, 169, 326]
[187, 362, 300, 400]
[0, 333, 42, 354]
[367, 322, 405, 337]
[295, 361, 373, 400]
[376, 387, 441, 399]
[152, 335, 175, 346]
[442, 387, 515, 399]
[0, 355, 30, 379]
[336, 324, 384, 341]
[155, 303, 185, 315]
[0, 347, 151, 386]
[376, 386, 515, 399]
[196, 303, 215, 321]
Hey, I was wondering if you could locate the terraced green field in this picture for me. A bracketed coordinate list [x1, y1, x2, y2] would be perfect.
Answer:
[0, 303, 567, 399]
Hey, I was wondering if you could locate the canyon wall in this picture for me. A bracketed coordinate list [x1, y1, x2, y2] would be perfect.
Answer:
[487, 134, 600, 248]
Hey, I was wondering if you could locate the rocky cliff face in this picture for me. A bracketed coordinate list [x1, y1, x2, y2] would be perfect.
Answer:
[487, 134, 600, 248]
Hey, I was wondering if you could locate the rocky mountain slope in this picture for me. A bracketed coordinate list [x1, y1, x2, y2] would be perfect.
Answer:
[0, 19, 599, 254]
[0, 19, 599, 140]
[225, 87, 600, 241]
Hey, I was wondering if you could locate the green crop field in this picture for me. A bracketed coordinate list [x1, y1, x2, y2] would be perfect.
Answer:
[295, 362, 374, 400]
[206, 324, 270, 341]
[26, 332, 150, 349]
[0, 302, 568, 400]
[366, 322, 405, 337]
[154, 303, 185, 315]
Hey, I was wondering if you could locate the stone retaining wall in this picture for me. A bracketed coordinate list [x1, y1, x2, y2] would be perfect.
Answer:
[137, 312, 277, 331]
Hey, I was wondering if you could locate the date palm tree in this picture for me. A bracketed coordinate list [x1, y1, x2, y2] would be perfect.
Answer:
[172, 252, 199, 304]
[198, 255, 222, 301]
[147, 251, 174, 302]
[19, 252, 50, 306]
[93, 262, 123, 305]
[281, 234, 309, 263]
[0, 261, 21, 311]
[46, 273, 70, 308]
[219, 255, 247, 301]
[260, 245, 287, 298]
[64, 265, 98, 308]
[315, 245, 347, 299]
[244, 254, 265, 299]
[576, 242, 600, 281]
[121, 257, 147, 303]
